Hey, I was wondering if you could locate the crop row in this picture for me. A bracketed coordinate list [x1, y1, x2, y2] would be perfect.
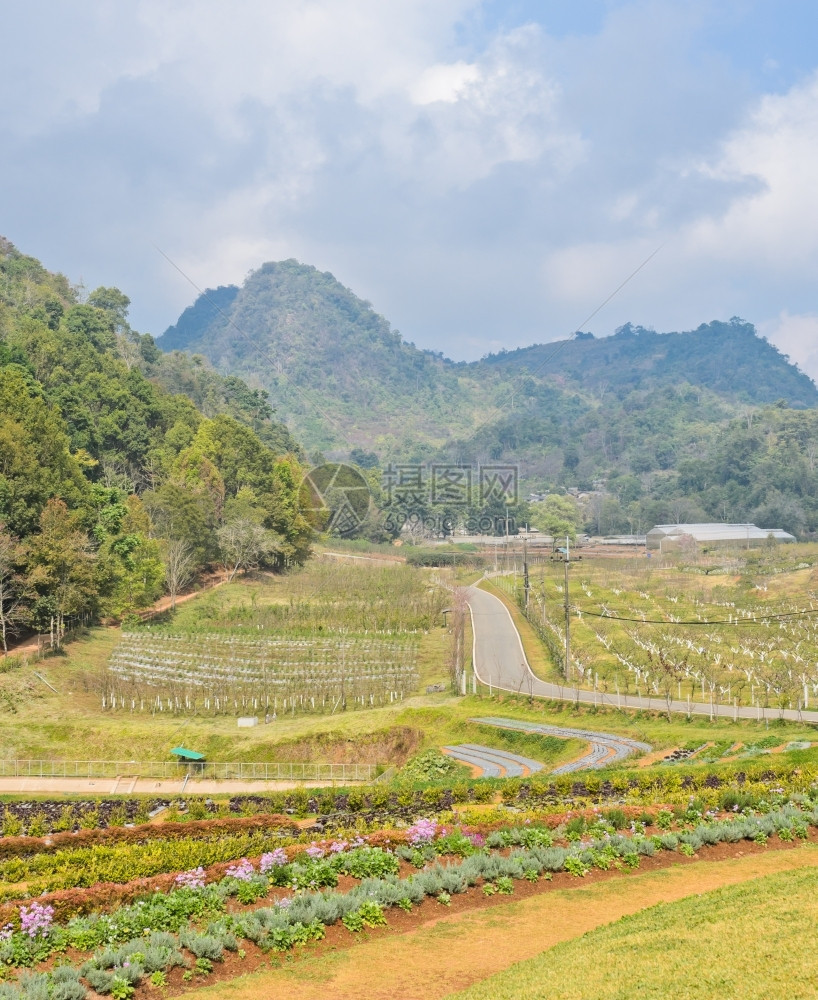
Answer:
[0, 815, 297, 862]
[0, 806, 816, 998]
[507, 564, 818, 713]
[0, 829, 298, 901]
[104, 631, 419, 715]
[2, 752, 817, 841]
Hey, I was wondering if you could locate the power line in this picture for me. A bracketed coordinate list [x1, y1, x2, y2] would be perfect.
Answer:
[575, 605, 818, 627]
[464, 242, 666, 442]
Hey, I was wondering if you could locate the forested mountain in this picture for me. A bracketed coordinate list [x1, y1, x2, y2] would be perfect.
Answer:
[474, 321, 818, 409]
[161, 259, 818, 538]
[0, 238, 313, 649]
[161, 260, 484, 454]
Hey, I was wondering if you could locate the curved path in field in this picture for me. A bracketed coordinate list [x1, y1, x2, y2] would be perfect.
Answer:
[473, 717, 650, 774]
[466, 582, 818, 725]
[442, 744, 546, 778]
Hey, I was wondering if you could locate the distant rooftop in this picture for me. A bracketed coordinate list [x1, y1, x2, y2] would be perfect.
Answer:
[647, 523, 795, 548]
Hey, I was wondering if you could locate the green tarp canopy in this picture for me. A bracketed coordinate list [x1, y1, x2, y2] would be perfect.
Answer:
[171, 747, 206, 761]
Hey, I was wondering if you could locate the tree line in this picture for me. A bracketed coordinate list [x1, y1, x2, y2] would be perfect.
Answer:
[0, 238, 315, 650]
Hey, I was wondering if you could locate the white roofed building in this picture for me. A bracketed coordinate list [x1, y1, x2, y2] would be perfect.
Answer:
[646, 523, 795, 550]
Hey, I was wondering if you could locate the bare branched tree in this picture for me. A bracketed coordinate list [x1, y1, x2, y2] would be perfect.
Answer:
[447, 587, 469, 694]
[0, 524, 27, 653]
[217, 520, 283, 581]
[163, 539, 196, 610]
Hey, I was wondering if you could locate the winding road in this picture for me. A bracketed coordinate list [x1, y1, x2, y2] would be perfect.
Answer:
[443, 717, 650, 776]
[466, 582, 818, 726]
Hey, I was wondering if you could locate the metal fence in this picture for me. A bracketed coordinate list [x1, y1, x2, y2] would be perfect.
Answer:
[0, 760, 380, 782]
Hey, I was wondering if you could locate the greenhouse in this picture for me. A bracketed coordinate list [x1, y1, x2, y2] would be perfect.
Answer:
[646, 522, 796, 550]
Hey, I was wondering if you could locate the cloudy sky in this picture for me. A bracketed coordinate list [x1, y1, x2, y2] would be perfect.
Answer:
[3, 0, 818, 373]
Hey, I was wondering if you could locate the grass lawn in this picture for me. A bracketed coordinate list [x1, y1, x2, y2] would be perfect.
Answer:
[179, 846, 818, 1000]
[449, 855, 818, 1000]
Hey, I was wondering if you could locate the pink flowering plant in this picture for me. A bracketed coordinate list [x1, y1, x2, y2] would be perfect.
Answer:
[407, 819, 438, 845]
[20, 903, 54, 939]
[175, 867, 206, 890]
[225, 859, 255, 881]
[259, 849, 288, 872]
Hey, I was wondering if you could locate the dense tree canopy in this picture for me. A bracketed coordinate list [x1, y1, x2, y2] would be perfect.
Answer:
[0, 237, 314, 646]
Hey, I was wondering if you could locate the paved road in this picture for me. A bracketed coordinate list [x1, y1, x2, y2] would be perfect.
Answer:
[466, 583, 818, 726]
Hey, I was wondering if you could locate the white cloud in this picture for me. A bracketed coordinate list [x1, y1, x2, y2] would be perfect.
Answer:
[688, 72, 818, 269]
[2, 1, 818, 365]
[761, 312, 818, 382]
[411, 62, 480, 105]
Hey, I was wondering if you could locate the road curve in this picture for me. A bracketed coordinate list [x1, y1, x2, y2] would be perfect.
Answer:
[466, 583, 818, 726]
[473, 717, 650, 773]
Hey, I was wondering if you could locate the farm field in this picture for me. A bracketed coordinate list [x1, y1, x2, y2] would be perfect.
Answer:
[490, 543, 818, 718]
[106, 561, 446, 717]
[3, 552, 818, 794]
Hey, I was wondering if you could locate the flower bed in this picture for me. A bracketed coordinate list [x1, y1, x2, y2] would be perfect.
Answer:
[3, 752, 813, 841]
[1, 797, 818, 998]
[0, 814, 298, 862]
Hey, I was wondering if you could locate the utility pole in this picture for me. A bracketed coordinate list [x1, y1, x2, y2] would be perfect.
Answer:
[551, 535, 580, 681]
[523, 535, 530, 611]
[563, 536, 571, 681]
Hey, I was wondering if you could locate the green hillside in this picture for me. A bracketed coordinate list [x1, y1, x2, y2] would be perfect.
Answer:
[473, 320, 818, 408]
[0, 238, 313, 647]
[161, 259, 484, 455]
[160, 258, 818, 537]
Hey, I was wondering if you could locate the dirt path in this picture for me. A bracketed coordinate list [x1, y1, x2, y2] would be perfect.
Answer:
[0, 776, 353, 795]
[184, 846, 818, 1000]
[0, 576, 226, 661]
[319, 550, 405, 565]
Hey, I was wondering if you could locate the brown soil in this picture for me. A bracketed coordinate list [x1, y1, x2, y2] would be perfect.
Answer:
[267, 726, 422, 766]
[144, 832, 818, 1000]
[635, 748, 677, 767]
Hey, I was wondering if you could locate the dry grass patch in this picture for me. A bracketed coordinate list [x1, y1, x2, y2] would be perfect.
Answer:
[181, 846, 818, 1000]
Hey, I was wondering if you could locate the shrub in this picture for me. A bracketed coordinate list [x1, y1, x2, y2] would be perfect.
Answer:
[51, 967, 87, 1000]
[564, 856, 589, 877]
[178, 930, 223, 962]
[603, 809, 628, 830]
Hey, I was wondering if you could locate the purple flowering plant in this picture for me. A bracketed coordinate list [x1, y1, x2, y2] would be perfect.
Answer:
[260, 849, 288, 872]
[175, 867, 206, 889]
[19, 903, 54, 939]
[407, 819, 438, 846]
[225, 858, 255, 881]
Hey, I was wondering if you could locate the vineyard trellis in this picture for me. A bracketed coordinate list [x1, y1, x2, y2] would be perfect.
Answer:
[105, 631, 419, 717]
[499, 552, 818, 719]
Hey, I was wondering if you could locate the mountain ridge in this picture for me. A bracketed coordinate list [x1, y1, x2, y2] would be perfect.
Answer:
[158, 257, 818, 537]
